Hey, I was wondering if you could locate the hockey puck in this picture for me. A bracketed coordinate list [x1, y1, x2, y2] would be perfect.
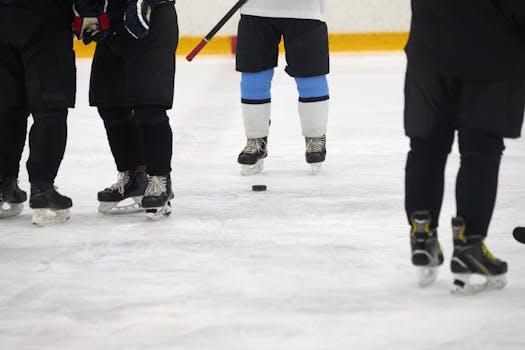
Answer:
[252, 185, 267, 192]
[513, 227, 525, 244]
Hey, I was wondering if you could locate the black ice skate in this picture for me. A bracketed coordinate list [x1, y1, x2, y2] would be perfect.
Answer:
[450, 217, 507, 295]
[142, 175, 174, 220]
[410, 211, 444, 286]
[305, 135, 326, 175]
[97, 167, 148, 215]
[0, 177, 27, 218]
[238, 137, 268, 176]
[30, 183, 72, 226]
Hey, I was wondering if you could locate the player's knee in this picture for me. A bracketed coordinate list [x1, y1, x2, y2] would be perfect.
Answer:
[410, 136, 453, 159]
[295, 76, 329, 101]
[98, 107, 133, 125]
[133, 105, 169, 125]
[31, 108, 68, 123]
[459, 129, 505, 159]
[241, 69, 274, 103]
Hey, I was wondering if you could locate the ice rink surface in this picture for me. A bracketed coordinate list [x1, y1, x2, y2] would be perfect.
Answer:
[1, 53, 525, 349]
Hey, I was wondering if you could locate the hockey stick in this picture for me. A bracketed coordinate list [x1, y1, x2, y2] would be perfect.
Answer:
[186, 0, 248, 61]
[513, 227, 525, 244]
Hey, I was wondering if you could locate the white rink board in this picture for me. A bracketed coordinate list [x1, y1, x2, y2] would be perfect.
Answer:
[177, 0, 411, 35]
[1, 54, 525, 349]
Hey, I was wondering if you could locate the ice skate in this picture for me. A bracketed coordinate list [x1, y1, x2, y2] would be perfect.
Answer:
[30, 183, 72, 226]
[450, 217, 507, 295]
[238, 137, 268, 176]
[410, 211, 444, 287]
[0, 177, 27, 218]
[142, 175, 173, 220]
[305, 135, 326, 175]
[97, 167, 147, 215]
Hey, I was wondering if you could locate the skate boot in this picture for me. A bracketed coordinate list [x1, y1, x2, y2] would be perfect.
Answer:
[410, 211, 444, 286]
[0, 177, 27, 218]
[450, 217, 507, 295]
[305, 135, 326, 175]
[238, 137, 268, 176]
[97, 166, 147, 215]
[142, 175, 174, 220]
[30, 183, 72, 226]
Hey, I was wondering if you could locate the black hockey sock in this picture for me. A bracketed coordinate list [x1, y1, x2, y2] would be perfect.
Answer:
[0, 107, 29, 178]
[98, 107, 144, 172]
[134, 106, 172, 176]
[405, 135, 453, 228]
[26, 108, 68, 183]
[456, 129, 504, 237]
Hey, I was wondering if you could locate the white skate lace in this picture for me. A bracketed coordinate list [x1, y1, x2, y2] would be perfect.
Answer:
[306, 137, 326, 153]
[145, 176, 167, 196]
[109, 171, 130, 195]
[243, 138, 264, 155]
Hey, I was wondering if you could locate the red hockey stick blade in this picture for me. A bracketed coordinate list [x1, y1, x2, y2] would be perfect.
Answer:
[513, 227, 525, 244]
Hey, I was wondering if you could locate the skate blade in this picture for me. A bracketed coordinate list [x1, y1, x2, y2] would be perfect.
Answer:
[32, 208, 71, 226]
[145, 201, 172, 221]
[450, 274, 507, 295]
[416, 266, 439, 287]
[0, 202, 24, 218]
[98, 196, 145, 215]
[241, 159, 264, 176]
[309, 162, 323, 175]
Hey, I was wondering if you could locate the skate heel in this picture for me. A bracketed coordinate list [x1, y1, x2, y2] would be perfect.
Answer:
[241, 159, 264, 176]
[32, 208, 71, 226]
[412, 243, 432, 266]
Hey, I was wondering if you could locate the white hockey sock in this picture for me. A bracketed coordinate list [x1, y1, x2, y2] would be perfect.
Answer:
[298, 100, 329, 137]
[242, 103, 271, 138]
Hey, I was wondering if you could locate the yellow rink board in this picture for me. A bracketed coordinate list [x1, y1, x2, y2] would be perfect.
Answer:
[74, 32, 409, 58]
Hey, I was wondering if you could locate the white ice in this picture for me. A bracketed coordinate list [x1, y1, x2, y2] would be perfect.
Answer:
[1, 53, 525, 349]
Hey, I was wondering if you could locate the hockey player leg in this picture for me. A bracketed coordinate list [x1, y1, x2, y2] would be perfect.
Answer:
[451, 130, 506, 294]
[238, 70, 272, 175]
[0, 108, 29, 218]
[27, 109, 71, 225]
[296, 76, 329, 175]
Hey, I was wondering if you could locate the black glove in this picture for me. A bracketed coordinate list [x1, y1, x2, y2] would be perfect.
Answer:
[124, 0, 174, 39]
[73, 0, 110, 44]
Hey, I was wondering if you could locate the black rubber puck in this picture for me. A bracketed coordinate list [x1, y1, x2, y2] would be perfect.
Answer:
[513, 227, 525, 244]
[252, 185, 267, 191]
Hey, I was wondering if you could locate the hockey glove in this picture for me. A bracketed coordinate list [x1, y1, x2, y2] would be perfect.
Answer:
[73, 0, 110, 44]
[124, 0, 174, 39]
